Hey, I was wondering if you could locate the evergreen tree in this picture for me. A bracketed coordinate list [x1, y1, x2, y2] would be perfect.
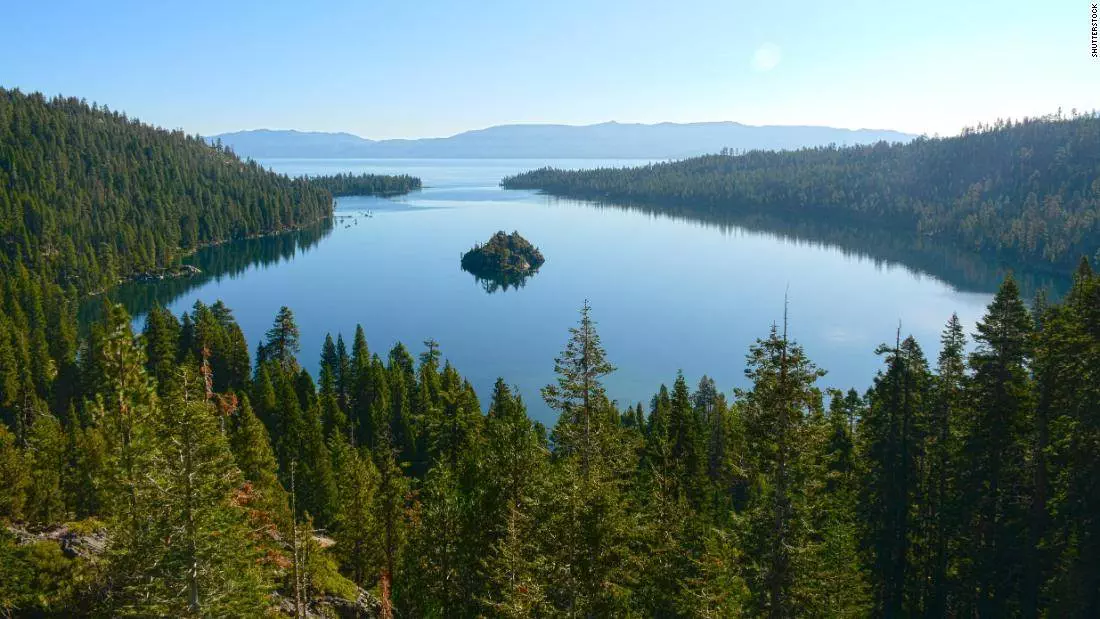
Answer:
[0, 423, 28, 521]
[261, 306, 301, 374]
[331, 441, 382, 587]
[108, 375, 273, 616]
[668, 371, 707, 507]
[24, 412, 66, 525]
[142, 304, 181, 398]
[736, 320, 825, 617]
[87, 303, 155, 523]
[960, 275, 1034, 616]
[404, 463, 466, 618]
[1039, 260, 1100, 616]
[541, 301, 639, 615]
[542, 299, 616, 476]
[227, 395, 290, 528]
[480, 379, 549, 615]
[374, 446, 408, 618]
[924, 314, 968, 616]
[859, 334, 932, 615]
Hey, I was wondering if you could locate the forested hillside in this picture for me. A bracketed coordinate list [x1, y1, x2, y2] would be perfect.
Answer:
[2, 264, 1099, 616]
[0, 89, 419, 452]
[0, 89, 337, 294]
[1, 89, 1098, 616]
[504, 112, 1100, 268]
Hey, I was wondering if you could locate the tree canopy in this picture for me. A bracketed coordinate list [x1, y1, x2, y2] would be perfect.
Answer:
[504, 111, 1100, 268]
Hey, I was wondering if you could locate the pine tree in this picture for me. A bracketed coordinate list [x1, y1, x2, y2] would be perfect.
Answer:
[0, 423, 28, 521]
[924, 314, 967, 616]
[297, 399, 338, 528]
[227, 395, 289, 528]
[87, 303, 155, 523]
[802, 390, 869, 617]
[678, 527, 750, 617]
[108, 371, 273, 616]
[64, 414, 108, 519]
[540, 301, 639, 615]
[25, 412, 66, 525]
[1039, 260, 1100, 616]
[214, 303, 251, 392]
[404, 463, 465, 618]
[961, 275, 1034, 616]
[334, 334, 352, 413]
[480, 380, 549, 615]
[736, 319, 825, 617]
[387, 351, 415, 463]
[542, 299, 616, 477]
[251, 364, 278, 435]
[141, 304, 180, 398]
[859, 333, 932, 615]
[260, 306, 300, 374]
[349, 325, 371, 445]
[331, 441, 381, 587]
[318, 360, 350, 443]
[373, 446, 407, 618]
[668, 371, 707, 507]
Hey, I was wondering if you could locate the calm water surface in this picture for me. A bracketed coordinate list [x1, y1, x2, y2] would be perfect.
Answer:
[93, 158, 1027, 424]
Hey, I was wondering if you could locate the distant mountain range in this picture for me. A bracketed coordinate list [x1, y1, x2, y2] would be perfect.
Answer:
[208, 121, 916, 159]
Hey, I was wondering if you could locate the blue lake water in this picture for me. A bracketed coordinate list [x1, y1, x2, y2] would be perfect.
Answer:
[93, 158, 1023, 424]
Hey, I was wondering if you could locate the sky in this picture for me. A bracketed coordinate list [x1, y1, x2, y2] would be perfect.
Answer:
[3, 0, 1096, 139]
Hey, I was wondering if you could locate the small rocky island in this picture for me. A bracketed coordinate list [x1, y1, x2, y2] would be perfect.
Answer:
[460, 231, 545, 292]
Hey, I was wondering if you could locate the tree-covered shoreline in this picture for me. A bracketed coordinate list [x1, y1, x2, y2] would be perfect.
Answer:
[2, 261, 1098, 616]
[1, 87, 1098, 616]
[303, 172, 422, 197]
[1, 87, 420, 296]
[503, 112, 1100, 270]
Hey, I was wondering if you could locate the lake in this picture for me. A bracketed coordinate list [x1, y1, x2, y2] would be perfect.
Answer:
[87, 158, 1059, 424]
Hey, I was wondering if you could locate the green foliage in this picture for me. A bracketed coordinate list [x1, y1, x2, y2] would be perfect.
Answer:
[539, 303, 642, 616]
[25, 412, 67, 525]
[331, 441, 382, 587]
[305, 172, 421, 197]
[735, 322, 827, 616]
[504, 112, 1100, 267]
[0, 530, 93, 617]
[460, 230, 546, 285]
[0, 220, 1097, 617]
[0, 88, 334, 295]
[859, 335, 933, 615]
[260, 306, 302, 374]
[0, 423, 28, 521]
[106, 376, 274, 617]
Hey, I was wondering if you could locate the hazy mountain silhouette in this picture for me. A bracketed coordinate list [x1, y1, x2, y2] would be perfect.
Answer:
[210, 121, 915, 159]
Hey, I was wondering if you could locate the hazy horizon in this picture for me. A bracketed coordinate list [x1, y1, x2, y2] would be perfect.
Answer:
[209, 119, 923, 142]
[3, 0, 1095, 140]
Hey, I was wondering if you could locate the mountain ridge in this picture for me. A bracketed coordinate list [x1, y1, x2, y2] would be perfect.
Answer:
[210, 121, 916, 159]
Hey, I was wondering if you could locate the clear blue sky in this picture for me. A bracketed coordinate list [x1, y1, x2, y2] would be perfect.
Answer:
[3, 0, 1096, 138]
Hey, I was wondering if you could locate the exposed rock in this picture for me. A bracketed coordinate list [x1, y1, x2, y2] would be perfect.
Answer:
[130, 263, 202, 283]
[8, 522, 108, 559]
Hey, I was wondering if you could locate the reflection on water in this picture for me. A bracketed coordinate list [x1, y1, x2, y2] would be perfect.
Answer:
[79, 219, 334, 326]
[461, 257, 543, 293]
[464, 269, 540, 294]
[569, 198, 1071, 301]
[74, 158, 1077, 425]
[79, 190, 1071, 329]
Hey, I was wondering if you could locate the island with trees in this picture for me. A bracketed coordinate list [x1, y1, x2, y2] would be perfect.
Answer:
[460, 231, 546, 292]
[304, 172, 422, 197]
